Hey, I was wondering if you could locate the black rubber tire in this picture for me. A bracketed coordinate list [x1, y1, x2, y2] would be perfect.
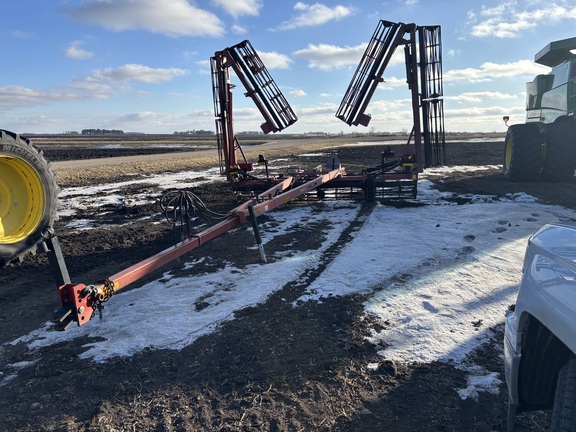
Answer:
[541, 117, 576, 182]
[0, 129, 59, 266]
[551, 356, 576, 432]
[503, 123, 543, 182]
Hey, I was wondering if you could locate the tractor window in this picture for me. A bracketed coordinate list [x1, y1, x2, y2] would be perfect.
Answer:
[570, 61, 576, 78]
[552, 63, 569, 87]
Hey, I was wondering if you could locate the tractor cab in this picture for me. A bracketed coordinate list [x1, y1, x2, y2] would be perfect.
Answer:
[526, 36, 576, 123]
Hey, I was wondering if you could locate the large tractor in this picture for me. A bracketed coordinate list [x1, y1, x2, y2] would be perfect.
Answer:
[504, 36, 576, 182]
[0, 130, 60, 266]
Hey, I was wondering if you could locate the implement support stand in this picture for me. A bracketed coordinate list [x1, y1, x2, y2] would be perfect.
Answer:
[248, 204, 267, 263]
[39, 236, 71, 287]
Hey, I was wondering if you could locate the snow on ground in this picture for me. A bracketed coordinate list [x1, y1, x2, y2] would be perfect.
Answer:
[58, 167, 222, 219]
[4, 164, 576, 400]
[345, 137, 502, 147]
[16, 202, 361, 363]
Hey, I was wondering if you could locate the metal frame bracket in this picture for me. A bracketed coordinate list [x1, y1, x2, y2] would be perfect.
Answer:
[53, 283, 95, 330]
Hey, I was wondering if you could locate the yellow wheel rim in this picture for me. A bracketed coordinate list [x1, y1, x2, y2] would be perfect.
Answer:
[505, 138, 512, 169]
[0, 155, 45, 244]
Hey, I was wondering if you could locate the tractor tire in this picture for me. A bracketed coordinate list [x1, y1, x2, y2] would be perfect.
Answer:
[551, 356, 576, 432]
[503, 123, 542, 182]
[541, 117, 576, 182]
[0, 129, 59, 266]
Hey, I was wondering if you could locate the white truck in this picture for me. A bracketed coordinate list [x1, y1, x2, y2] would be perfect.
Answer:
[505, 222, 576, 431]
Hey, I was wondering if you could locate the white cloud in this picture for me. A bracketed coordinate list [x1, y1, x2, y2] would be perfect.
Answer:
[446, 105, 523, 119]
[445, 60, 548, 82]
[276, 2, 354, 30]
[117, 111, 181, 127]
[446, 91, 517, 103]
[65, 41, 94, 60]
[293, 43, 366, 70]
[444, 105, 527, 130]
[212, 0, 262, 18]
[69, 76, 116, 95]
[232, 24, 248, 35]
[289, 89, 307, 97]
[11, 30, 32, 39]
[258, 51, 293, 69]
[378, 76, 408, 88]
[468, 2, 576, 38]
[182, 51, 198, 61]
[370, 98, 412, 112]
[293, 42, 406, 71]
[90, 64, 189, 84]
[295, 102, 338, 116]
[195, 59, 211, 75]
[0, 86, 81, 109]
[68, 65, 189, 97]
[63, 0, 225, 37]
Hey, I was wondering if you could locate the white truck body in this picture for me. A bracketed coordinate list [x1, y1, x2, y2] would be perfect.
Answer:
[505, 222, 576, 430]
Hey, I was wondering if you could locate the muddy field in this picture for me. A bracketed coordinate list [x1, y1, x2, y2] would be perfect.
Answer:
[1, 134, 575, 431]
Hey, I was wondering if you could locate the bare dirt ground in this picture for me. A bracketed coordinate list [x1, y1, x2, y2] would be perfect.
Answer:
[1, 134, 575, 432]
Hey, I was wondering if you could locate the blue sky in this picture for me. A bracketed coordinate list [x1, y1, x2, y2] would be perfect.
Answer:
[2, 0, 575, 135]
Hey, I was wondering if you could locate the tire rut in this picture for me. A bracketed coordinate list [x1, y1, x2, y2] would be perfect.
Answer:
[275, 201, 375, 304]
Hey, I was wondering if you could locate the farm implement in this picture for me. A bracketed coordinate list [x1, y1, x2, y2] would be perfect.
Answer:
[0, 20, 445, 329]
[213, 22, 445, 200]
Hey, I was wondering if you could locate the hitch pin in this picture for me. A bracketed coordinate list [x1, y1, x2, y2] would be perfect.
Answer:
[81, 284, 105, 319]
[81, 284, 98, 298]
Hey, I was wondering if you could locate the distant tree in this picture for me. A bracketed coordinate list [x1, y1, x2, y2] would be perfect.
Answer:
[173, 130, 215, 135]
[237, 131, 262, 135]
[81, 129, 124, 135]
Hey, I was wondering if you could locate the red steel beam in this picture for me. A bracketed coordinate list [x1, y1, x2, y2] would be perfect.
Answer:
[248, 168, 344, 220]
[101, 177, 297, 294]
[60, 169, 343, 327]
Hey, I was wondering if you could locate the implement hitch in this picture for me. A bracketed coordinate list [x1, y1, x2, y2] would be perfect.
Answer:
[53, 284, 95, 330]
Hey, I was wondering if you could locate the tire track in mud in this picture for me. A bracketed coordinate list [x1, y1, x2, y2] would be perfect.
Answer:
[270, 201, 376, 304]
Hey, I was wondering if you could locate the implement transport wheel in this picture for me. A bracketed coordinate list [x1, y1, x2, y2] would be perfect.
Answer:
[0, 129, 59, 266]
[541, 116, 576, 182]
[503, 123, 542, 182]
[551, 356, 576, 432]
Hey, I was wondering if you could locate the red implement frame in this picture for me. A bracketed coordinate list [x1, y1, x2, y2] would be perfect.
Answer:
[54, 168, 344, 329]
[53, 22, 445, 328]
[211, 40, 298, 181]
[336, 20, 445, 169]
[213, 24, 444, 201]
